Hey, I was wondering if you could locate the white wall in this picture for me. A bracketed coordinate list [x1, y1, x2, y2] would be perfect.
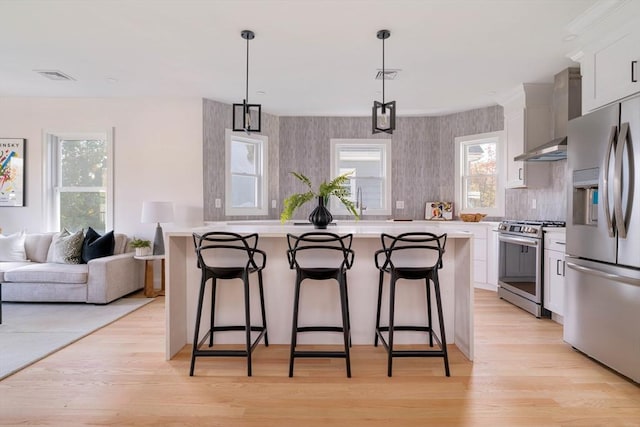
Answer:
[0, 97, 204, 240]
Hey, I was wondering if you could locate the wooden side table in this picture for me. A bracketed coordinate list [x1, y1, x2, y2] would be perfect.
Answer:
[134, 255, 165, 297]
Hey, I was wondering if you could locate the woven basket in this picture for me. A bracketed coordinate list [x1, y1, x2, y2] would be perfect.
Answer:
[459, 213, 487, 222]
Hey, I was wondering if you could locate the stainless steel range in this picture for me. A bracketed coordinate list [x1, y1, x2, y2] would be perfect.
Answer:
[497, 220, 566, 317]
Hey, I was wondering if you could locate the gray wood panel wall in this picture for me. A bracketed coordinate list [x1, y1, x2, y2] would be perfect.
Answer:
[203, 99, 565, 222]
[203, 99, 279, 221]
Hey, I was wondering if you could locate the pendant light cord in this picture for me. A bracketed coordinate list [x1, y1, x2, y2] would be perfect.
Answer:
[245, 36, 250, 103]
[382, 36, 385, 104]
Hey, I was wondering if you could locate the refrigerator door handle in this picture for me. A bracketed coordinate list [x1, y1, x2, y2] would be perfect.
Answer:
[614, 122, 631, 239]
[566, 259, 640, 287]
[602, 125, 617, 238]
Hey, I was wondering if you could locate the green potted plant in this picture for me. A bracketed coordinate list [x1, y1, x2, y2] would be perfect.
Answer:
[280, 172, 359, 228]
[130, 237, 152, 256]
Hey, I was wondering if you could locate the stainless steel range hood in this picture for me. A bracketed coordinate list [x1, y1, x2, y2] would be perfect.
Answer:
[515, 68, 581, 162]
[514, 137, 567, 161]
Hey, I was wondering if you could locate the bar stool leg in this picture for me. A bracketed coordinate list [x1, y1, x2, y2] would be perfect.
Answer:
[426, 278, 433, 347]
[209, 279, 217, 347]
[387, 275, 397, 377]
[343, 273, 352, 348]
[433, 273, 450, 377]
[289, 272, 303, 377]
[338, 275, 352, 378]
[258, 270, 269, 346]
[374, 270, 384, 346]
[243, 273, 253, 377]
[190, 276, 208, 376]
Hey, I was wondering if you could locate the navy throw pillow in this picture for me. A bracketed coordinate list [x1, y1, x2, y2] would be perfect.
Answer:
[82, 228, 115, 263]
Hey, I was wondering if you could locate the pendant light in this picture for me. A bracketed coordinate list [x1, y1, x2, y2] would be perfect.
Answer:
[233, 30, 261, 133]
[372, 29, 396, 134]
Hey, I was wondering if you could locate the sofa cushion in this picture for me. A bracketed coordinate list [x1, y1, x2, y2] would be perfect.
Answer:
[0, 261, 34, 281]
[0, 231, 27, 261]
[4, 262, 88, 284]
[47, 229, 84, 264]
[24, 233, 55, 263]
[82, 228, 115, 263]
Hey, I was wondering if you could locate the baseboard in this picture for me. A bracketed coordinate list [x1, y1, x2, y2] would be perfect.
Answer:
[474, 282, 498, 292]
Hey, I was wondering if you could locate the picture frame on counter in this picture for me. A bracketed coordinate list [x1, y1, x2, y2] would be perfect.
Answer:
[425, 201, 453, 220]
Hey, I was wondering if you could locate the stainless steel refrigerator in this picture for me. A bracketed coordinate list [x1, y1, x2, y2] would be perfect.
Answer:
[566, 95, 640, 383]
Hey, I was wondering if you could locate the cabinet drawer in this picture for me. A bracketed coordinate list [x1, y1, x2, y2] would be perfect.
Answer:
[547, 240, 566, 252]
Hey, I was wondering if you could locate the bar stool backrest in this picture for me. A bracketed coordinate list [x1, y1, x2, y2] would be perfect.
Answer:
[286, 232, 354, 271]
[377, 232, 447, 270]
[192, 232, 264, 270]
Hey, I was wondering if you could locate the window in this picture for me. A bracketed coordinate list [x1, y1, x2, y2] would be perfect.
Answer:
[45, 131, 113, 233]
[454, 131, 505, 217]
[225, 129, 268, 216]
[330, 139, 392, 216]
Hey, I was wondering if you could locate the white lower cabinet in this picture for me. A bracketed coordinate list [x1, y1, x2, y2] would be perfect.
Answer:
[440, 222, 499, 290]
[543, 231, 566, 321]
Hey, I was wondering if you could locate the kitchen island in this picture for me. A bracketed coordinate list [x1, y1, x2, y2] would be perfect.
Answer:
[164, 221, 475, 361]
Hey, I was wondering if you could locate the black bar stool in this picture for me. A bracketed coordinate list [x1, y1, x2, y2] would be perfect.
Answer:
[374, 232, 450, 377]
[286, 232, 354, 377]
[190, 232, 268, 377]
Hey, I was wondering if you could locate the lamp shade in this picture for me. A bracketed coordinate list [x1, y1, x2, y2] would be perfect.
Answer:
[141, 201, 174, 224]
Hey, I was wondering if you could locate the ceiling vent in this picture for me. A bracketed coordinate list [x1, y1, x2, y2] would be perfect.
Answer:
[34, 70, 75, 81]
[375, 69, 400, 80]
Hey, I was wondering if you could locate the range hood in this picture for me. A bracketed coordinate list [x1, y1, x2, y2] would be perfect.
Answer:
[515, 68, 581, 162]
[514, 137, 567, 162]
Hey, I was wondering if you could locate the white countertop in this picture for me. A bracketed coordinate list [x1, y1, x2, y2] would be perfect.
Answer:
[166, 220, 497, 239]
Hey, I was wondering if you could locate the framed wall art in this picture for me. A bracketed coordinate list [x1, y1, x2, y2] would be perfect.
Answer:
[0, 138, 26, 206]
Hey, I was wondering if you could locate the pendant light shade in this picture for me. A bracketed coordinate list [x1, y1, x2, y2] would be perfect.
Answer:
[372, 29, 396, 134]
[233, 30, 261, 133]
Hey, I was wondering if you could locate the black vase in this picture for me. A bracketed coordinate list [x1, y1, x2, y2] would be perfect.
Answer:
[309, 196, 333, 229]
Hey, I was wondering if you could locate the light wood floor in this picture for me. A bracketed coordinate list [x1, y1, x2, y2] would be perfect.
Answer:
[1, 289, 638, 426]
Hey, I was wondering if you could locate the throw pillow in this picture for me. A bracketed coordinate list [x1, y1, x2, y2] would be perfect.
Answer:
[49, 229, 84, 264]
[82, 227, 115, 263]
[0, 230, 27, 262]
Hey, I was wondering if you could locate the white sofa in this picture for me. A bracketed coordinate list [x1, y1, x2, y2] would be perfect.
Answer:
[0, 233, 141, 304]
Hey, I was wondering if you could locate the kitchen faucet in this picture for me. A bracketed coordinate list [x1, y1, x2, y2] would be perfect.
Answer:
[356, 187, 366, 217]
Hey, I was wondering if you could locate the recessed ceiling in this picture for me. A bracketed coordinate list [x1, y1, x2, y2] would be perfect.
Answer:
[0, 0, 631, 116]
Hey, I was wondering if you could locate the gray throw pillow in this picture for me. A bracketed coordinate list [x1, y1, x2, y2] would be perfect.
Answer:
[49, 229, 84, 264]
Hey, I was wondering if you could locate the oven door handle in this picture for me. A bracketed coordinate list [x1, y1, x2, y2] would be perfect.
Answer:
[498, 234, 539, 247]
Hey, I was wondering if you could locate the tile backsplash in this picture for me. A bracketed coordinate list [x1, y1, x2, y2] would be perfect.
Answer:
[505, 160, 568, 221]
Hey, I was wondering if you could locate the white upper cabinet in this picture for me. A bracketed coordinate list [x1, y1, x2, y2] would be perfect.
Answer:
[579, 25, 640, 112]
[499, 84, 553, 188]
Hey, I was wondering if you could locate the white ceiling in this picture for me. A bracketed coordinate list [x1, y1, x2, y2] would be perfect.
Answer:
[0, 0, 634, 116]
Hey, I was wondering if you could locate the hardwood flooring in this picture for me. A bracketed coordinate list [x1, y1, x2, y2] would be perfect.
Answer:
[0, 289, 638, 426]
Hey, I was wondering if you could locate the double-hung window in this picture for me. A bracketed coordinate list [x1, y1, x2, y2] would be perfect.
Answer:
[225, 129, 268, 216]
[330, 139, 392, 216]
[45, 131, 113, 233]
[454, 131, 505, 217]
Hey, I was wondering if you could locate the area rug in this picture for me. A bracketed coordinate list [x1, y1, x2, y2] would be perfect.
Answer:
[0, 297, 153, 380]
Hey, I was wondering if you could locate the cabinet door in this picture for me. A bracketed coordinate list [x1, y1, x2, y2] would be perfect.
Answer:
[544, 249, 566, 315]
[584, 28, 640, 112]
[505, 109, 525, 188]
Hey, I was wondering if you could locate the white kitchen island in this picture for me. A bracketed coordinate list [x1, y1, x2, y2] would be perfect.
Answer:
[164, 221, 474, 361]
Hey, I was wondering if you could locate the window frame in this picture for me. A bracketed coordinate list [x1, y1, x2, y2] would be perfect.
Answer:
[43, 129, 114, 232]
[330, 138, 392, 216]
[454, 130, 505, 217]
[225, 129, 269, 216]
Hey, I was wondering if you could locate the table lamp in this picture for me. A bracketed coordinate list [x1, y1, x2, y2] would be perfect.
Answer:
[141, 201, 174, 255]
